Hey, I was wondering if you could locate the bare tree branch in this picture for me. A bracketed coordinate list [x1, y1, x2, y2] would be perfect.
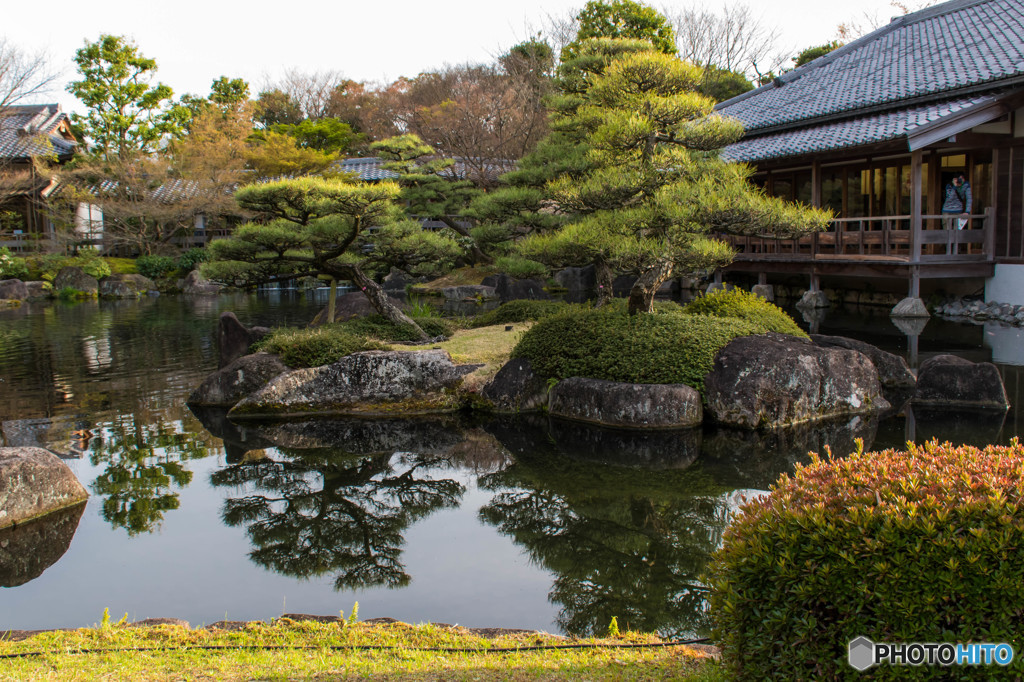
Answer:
[0, 37, 61, 112]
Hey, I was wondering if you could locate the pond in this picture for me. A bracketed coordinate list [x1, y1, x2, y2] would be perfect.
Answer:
[1, 292, 1021, 637]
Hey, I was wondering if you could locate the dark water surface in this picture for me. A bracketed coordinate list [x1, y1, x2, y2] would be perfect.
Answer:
[1, 293, 1022, 636]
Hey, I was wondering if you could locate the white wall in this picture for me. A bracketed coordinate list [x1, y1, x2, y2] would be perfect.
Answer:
[985, 264, 1024, 306]
[984, 323, 1024, 365]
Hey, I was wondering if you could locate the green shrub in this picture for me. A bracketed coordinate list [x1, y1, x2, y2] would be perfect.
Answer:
[103, 257, 138, 275]
[0, 247, 28, 279]
[682, 288, 806, 337]
[494, 255, 549, 280]
[707, 439, 1024, 680]
[512, 307, 759, 392]
[177, 248, 210, 272]
[56, 286, 89, 301]
[254, 326, 389, 368]
[136, 255, 178, 280]
[468, 299, 569, 328]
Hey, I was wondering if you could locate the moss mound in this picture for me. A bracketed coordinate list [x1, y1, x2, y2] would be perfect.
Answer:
[255, 315, 453, 368]
[682, 288, 806, 338]
[254, 327, 388, 368]
[511, 306, 760, 393]
[468, 300, 569, 328]
[708, 439, 1024, 680]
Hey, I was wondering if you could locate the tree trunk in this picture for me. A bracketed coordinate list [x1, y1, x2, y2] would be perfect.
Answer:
[440, 216, 492, 265]
[347, 267, 429, 341]
[594, 257, 615, 307]
[627, 261, 674, 315]
[327, 278, 337, 324]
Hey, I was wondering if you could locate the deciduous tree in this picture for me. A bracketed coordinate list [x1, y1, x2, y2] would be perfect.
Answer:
[66, 34, 189, 159]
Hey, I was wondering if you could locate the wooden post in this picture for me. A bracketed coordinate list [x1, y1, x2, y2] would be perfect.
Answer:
[758, 272, 767, 286]
[810, 273, 820, 292]
[911, 150, 923, 264]
[909, 265, 920, 298]
[811, 160, 822, 208]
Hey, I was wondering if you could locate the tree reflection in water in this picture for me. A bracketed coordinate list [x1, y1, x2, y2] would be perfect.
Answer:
[479, 420, 732, 639]
[90, 414, 214, 535]
[211, 448, 465, 590]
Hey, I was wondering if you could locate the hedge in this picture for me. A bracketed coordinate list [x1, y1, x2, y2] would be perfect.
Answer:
[682, 288, 806, 338]
[468, 300, 569, 328]
[706, 439, 1024, 680]
[511, 306, 759, 393]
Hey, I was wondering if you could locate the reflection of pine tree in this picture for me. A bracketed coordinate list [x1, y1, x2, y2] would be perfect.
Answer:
[89, 415, 214, 536]
[211, 450, 464, 590]
[479, 453, 730, 638]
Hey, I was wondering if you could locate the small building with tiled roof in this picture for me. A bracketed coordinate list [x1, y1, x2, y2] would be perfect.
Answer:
[0, 104, 78, 244]
[715, 0, 1024, 307]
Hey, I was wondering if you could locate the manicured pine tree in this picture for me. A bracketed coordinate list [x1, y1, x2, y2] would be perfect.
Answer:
[203, 177, 462, 339]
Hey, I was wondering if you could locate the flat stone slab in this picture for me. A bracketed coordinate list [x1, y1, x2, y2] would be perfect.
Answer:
[230, 350, 471, 418]
[548, 377, 702, 429]
[0, 447, 89, 529]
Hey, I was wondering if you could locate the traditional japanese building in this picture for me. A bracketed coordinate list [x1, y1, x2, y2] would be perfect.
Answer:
[716, 0, 1024, 307]
[0, 104, 77, 249]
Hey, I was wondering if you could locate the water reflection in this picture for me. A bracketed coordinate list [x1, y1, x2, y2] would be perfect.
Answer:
[0, 503, 86, 587]
[212, 446, 465, 590]
[479, 423, 728, 639]
[89, 415, 215, 535]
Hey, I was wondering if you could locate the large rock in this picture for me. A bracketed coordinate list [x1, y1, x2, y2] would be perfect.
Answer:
[891, 296, 930, 318]
[548, 377, 702, 429]
[913, 354, 1009, 409]
[187, 352, 290, 407]
[218, 311, 270, 368]
[99, 273, 156, 298]
[0, 447, 89, 529]
[439, 285, 497, 301]
[481, 274, 551, 301]
[554, 265, 596, 292]
[0, 503, 85, 587]
[481, 358, 550, 413]
[182, 269, 223, 295]
[24, 281, 48, 300]
[309, 291, 408, 326]
[0, 278, 28, 301]
[705, 333, 890, 429]
[811, 334, 916, 388]
[230, 349, 472, 418]
[53, 267, 98, 295]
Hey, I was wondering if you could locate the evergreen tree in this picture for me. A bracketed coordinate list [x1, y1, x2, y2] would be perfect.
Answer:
[203, 177, 462, 339]
[517, 42, 831, 314]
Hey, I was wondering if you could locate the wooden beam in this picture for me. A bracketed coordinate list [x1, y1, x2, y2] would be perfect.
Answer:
[911, 150, 923, 264]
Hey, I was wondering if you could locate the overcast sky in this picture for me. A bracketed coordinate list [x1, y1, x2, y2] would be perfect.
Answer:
[6, 0, 907, 115]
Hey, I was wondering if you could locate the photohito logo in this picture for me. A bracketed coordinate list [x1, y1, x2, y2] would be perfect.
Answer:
[848, 637, 1014, 670]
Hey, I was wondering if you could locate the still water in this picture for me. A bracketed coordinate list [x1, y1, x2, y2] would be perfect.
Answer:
[1, 293, 1021, 636]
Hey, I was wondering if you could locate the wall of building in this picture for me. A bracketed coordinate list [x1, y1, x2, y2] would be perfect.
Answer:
[986, 263, 1024, 305]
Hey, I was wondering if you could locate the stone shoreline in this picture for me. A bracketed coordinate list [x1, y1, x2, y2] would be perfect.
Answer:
[933, 297, 1024, 326]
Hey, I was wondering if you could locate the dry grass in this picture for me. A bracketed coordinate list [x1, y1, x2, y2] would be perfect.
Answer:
[395, 322, 532, 391]
[0, 619, 724, 681]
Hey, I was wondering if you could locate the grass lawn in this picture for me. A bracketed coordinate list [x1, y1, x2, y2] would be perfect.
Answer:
[409, 265, 498, 293]
[0, 618, 724, 681]
[390, 322, 532, 391]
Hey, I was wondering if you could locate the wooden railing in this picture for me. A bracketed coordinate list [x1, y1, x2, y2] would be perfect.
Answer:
[724, 208, 993, 263]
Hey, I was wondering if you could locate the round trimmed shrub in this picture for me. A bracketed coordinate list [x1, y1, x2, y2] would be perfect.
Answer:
[511, 307, 759, 392]
[136, 255, 178, 280]
[707, 439, 1024, 680]
[683, 287, 806, 337]
[468, 299, 569, 328]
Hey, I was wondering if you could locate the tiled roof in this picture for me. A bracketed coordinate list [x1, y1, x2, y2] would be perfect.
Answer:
[722, 95, 994, 162]
[0, 104, 77, 160]
[338, 156, 515, 183]
[716, 0, 1024, 160]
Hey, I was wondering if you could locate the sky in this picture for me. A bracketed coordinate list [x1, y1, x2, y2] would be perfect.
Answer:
[5, 0, 908, 115]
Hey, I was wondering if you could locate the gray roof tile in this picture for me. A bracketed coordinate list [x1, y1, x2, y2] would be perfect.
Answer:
[721, 95, 993, 162]
[0, 104, 77, 160]
[717, 0, 1024, 136]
